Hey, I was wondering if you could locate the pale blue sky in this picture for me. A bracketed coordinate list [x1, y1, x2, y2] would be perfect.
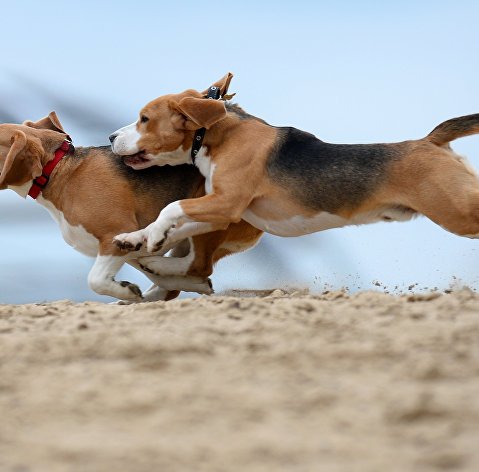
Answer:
[1, 1, 479, 302]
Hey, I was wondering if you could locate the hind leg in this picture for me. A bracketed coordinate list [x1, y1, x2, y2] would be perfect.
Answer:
[402, 153, 479, 237]
[138, 220, 263, 277]
[135, 239, 198, 276]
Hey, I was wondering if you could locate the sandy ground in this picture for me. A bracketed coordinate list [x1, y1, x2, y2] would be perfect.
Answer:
[1, 289, 479, 472]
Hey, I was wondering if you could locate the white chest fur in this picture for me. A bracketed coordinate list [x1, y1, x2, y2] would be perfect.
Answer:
[37, 196, 99, 257]
[242, 206, 416, 237]
[195, 150, 215, 194]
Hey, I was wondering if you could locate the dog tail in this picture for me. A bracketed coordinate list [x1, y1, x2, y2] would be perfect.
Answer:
[426, 113, 479, 146]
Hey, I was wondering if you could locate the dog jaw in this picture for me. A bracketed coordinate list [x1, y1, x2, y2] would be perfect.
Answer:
[122, 151, 155, 170]
[143, 146, 192, 167]
[123, 146, 192, 169]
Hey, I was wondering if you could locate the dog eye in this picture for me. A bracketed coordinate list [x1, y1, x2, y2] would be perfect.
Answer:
[140, 115, 149, 123]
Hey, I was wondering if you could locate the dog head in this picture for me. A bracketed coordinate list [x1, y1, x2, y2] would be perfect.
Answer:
[110, 73, 233, 169]
[0, 112, 70, 190]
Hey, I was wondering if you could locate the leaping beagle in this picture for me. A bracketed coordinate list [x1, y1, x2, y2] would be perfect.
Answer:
[110, 73, 479, 268]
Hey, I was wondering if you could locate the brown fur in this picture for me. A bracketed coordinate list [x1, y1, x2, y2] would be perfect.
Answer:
[0, 113, 262, 300]
[116, 74, 479, 243]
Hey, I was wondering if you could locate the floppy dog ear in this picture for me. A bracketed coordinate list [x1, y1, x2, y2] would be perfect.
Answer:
[0, 131, 28, 188]
[23, 111, 71, 140]
[175, 97, 227, 130]
[0, 131, 42, 189]
[202, 72, 234, 98]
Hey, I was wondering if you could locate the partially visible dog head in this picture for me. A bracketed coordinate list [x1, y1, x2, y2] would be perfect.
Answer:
[110, 73, 233, 169]
[0, 112, 69, 190]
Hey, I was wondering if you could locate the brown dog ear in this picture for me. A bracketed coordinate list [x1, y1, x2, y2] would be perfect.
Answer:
[175, 97, 227, 130]
[0, 131, 43, 189]
[0, 131, 28, 188]
[23, 111, 70, 139]
[202, 72, 234, 98]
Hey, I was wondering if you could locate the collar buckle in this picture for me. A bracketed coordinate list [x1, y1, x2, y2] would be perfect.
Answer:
[34, 174, 50, 189]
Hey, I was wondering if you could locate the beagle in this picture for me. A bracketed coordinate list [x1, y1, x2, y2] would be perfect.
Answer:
[110, 73, 479, 266]
[0, 112, 262, 302]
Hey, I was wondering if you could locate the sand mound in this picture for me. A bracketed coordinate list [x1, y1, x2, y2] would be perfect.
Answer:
[1, 289, 479, 472]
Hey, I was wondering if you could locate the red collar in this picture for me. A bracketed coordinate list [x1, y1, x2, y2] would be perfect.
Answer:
[28, 140, 74, 199]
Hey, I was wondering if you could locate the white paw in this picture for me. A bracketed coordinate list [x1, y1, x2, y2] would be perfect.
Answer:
[145, 223, 172, 253]
[142, 285, 168, 302]
[113, 229, 146, 252]
[192, 278, 214, 295]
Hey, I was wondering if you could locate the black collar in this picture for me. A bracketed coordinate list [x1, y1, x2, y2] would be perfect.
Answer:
[191, 85, 222, 163]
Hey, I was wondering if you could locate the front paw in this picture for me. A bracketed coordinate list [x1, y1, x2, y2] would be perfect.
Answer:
[145, 225, 174, 253]
[113, 230, 145, 252]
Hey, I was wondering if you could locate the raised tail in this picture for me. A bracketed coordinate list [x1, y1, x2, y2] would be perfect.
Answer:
[426, 113, 479, 146]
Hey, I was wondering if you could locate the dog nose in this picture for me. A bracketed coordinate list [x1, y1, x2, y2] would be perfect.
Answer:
[109, 133, 117, 144]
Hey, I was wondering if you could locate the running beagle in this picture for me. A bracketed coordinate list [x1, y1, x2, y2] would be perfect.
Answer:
[110, 73, 479, 262]
[0, 112, 262, 302]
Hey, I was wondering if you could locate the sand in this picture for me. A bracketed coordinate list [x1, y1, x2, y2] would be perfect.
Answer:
[1, 289, 479, 472]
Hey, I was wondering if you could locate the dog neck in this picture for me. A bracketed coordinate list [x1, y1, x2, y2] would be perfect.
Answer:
[9, 144, 80, 203]
[28, 140, 74, 199]
[201, 106, 269, 152]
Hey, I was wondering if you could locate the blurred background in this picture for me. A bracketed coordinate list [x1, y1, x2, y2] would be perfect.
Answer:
[1, 0, 479, 303]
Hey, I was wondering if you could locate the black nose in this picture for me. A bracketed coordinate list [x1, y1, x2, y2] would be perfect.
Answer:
[109, 133, 117, 144]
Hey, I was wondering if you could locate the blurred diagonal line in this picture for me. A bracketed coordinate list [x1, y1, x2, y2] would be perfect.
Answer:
[7, 71, 122, 131]
[0, 107, 20, 123]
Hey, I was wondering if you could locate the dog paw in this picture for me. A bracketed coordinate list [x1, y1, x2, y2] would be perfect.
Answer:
[139, 262, 155, 274]
[146, 226, 174, 253]
[110, 299, 134, 305]
[147, 237, 166, 253]
[119, 280, 143, 299]
[191, 277, 214, 295]
[113, 231, 145, 251]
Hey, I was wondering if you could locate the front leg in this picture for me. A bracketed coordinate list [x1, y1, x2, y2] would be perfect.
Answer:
[114, 201, 187, 253]
[114, 195, 245, 253]
[88, 254, 143, 301]
[160, 221, 228, 252]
